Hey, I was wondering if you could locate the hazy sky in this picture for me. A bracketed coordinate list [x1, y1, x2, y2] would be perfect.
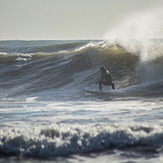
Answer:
[0, 0, 163, 40]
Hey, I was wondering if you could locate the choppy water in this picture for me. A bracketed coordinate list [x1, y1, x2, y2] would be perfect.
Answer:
[0, 39, 163, 163]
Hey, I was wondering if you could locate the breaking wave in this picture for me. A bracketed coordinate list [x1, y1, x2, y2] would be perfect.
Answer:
[0, 40, 163, 98]
[0, 124, 163, 158]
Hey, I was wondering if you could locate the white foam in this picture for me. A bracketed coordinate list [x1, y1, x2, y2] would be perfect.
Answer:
[0, 124, 162, 157]
[26, 97, 39, 102]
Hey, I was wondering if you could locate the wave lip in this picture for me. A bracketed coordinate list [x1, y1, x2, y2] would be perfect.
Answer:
[0, 125, 163, 158]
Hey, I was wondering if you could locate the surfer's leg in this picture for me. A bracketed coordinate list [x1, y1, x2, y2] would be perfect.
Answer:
[111, 82, 115, 90]
[103, 81, 115, 90]
[99, 83, 102, 91]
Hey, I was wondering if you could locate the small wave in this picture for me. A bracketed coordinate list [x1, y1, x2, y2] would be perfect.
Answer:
[0, 124, 162, 158]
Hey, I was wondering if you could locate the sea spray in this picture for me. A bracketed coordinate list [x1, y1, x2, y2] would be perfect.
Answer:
[104, 9, 163, 83]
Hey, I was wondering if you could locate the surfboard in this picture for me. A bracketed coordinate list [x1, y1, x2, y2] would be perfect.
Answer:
[82, 89, 106, 94]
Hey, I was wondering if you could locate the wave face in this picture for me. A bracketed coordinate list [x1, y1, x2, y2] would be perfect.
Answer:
[0, 40, 163, 98]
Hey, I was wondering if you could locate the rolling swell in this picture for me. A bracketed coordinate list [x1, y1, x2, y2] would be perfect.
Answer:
[0, 40, 162, 97]
[0, 40, 89, 53]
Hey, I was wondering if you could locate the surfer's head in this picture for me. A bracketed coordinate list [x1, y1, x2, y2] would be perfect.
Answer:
[100, 66, 106, 73]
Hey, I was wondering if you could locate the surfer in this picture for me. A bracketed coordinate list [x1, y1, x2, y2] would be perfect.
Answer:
[96, 66, 115, 91]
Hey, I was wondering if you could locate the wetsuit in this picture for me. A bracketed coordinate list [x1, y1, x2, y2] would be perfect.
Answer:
[97, 67, 115, 91]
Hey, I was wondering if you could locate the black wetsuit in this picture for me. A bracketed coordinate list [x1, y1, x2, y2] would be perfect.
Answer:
[97, 67, 115, 91]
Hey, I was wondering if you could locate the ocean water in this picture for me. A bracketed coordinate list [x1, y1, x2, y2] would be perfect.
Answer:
[0, 39, 163, 163]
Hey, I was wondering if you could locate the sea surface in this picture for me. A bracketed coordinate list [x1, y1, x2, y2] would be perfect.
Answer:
[0, 39, 163, 163]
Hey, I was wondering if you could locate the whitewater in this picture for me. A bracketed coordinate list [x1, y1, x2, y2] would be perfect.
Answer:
[0, 39, 163, 163]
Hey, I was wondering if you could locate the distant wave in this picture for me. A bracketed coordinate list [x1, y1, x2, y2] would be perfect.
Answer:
[0, 40, 91, 53]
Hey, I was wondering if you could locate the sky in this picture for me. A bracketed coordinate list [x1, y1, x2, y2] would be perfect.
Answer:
[0, 0, 163, 40]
